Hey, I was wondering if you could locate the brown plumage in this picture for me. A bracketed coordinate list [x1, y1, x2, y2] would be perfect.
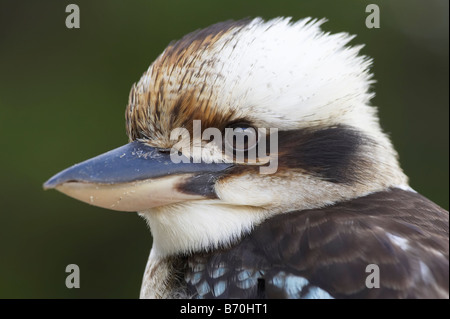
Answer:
[125, 20, 248, 144]
[183, 188, 449, 298]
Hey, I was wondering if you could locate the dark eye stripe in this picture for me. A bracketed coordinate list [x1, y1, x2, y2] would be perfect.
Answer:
[277, 125, 371, 184]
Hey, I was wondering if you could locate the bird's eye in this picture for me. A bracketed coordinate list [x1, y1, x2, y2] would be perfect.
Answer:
[224, 123, 259, 152]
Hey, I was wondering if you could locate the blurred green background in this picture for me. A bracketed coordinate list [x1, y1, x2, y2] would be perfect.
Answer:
[0, 0, 448, 298]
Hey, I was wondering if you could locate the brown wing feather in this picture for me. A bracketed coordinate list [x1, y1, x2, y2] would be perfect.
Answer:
[185, 188, 449, 298]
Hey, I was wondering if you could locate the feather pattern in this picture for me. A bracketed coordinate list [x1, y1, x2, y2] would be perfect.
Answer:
[182, 188, 449, 298]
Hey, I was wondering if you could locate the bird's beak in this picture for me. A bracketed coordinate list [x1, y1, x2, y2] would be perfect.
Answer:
[43, 141, 232, 212]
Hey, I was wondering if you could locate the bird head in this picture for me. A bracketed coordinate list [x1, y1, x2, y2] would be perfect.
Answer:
[44, 18, 408, 257]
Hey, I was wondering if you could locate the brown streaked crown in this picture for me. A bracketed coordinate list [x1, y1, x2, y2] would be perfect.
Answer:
[125, 19, 251, 146]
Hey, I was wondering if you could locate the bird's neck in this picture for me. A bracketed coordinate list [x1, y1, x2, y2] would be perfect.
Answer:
[139, 250, 187, 298]
[139, 202, 273, 258]
[139, 203, 273, 299]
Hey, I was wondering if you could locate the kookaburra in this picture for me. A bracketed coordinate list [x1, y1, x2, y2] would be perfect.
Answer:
[44, 18, 449, 299]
